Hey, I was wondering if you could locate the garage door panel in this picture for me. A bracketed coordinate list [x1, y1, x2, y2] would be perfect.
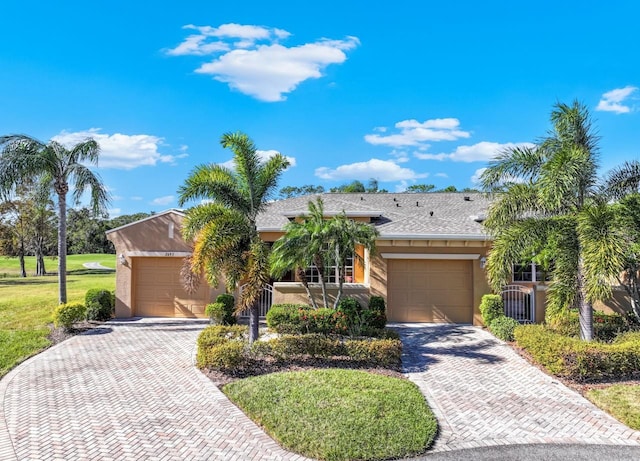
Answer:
[388, 259, 473, 323]
[134, 257, 208, 318]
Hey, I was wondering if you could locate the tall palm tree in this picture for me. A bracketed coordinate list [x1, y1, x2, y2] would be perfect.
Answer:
[481, 101, 626, 341]
[0, 135, 109, 303]
[178, 131, 289, 343]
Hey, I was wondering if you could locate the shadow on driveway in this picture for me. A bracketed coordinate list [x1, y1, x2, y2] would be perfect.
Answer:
[390, 323, 505, 373]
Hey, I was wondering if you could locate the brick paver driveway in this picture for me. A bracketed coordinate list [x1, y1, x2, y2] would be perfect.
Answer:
[0, 318, 307, 461]
[395, 324, 640, 452]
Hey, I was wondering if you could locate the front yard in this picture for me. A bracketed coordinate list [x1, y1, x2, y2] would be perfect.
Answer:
[0, 254, 115, 377]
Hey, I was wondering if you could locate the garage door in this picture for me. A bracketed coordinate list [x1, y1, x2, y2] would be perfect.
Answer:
[387, 259, 473, 323]
[133, 257, 208, 318]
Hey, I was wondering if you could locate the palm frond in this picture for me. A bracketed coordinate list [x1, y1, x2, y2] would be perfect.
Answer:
[70, 164, 110, 214]
[603, 160, 640, 200]
[480, 145, 543, 192]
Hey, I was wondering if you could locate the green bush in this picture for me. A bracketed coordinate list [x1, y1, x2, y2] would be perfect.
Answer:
[552, 310, 628, 342]
[489, 316, 519, 342]
[264, 334, 344, 359]
[197, 341, 247, 370]
[214, 294, 237, 325]
[86, 302, 112, 322]
[514, 324, 640, 380]
[53, 303, 87, 330]
[368, 296, 387, 329]
[479, 294, 503, 326]
[85, 288, 113, 321]
[344, 338, 402, 367]
[266, 304, 312, 334]
[205, 302, 226, 325]
[197, 325, 247, 349]
[255, 334, 402, 366]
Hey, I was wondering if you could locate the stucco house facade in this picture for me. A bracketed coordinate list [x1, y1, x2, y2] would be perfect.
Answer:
[106, 192, 630, 324]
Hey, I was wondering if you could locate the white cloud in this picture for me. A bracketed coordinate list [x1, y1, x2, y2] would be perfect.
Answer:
[471, 168, 487, 185]
[108, 208, 122, 217]
[219, 149, 296, 170]
[315, 158, 427, 181]
[415, 141, 534, 163]
[435, 172, 448, 178]
[596, 86, 638, 114]
[53, 129, 184, 170]
[364, 118, 470, 148]
[151, 195, 175, 206]
[130, 196, 143, 201]
[167, 23, 359, 102]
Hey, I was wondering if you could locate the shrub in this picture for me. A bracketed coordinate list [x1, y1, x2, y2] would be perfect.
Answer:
[205, 302, 226, 325]
[197, 325, 247, 349]
[266, 304, 312, 334]
[214, 294, 237, 325]
[552, 309, 628, 342]
[197, 341, 247, 370]
[368, 296, 387, 329]
[85, 288, 113, 321]
[344, 338, 402, 367]
[306, 308, 339, 334]
[479, 294, 504, 326]
[53, 303, 86, 330]
[86, 301, 112, 322]
[489, 316, 519, 342]
[514, 324, 640, 380]
[265, 334, 344, 359]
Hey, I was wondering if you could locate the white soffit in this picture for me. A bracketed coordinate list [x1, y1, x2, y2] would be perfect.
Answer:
[381, 253, 481, 260]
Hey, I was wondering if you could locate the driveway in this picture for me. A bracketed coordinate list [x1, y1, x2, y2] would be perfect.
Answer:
[394, 324, 640, 452]
[0, 318, 308, 461]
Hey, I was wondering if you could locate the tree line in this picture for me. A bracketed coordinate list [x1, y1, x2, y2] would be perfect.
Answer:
[278, 180, 478, 198]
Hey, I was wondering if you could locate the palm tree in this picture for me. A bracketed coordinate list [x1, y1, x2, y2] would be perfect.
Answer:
[480, 101, 626, 341]
[0, 136, 109, 303]
[178, 131, 289, 343]
[270, 197, 379, 308]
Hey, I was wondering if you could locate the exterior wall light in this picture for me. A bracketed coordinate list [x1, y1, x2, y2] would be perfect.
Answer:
[479, 256, 487, 269]
[119, 254, 126, 265]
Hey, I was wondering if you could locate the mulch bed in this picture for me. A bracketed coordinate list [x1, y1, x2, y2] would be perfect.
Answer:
[47, 321, 105, 346]
[203, 357, 404, 387]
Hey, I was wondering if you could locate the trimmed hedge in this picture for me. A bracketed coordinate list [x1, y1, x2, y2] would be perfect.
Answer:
[480, 294, 503, 326]
[489, 316, 519, 342]
[196, 325, 249, 370]
[514, 324, 640, 380]
[266, 300, 387, 337]
[53, 303, 86, 330]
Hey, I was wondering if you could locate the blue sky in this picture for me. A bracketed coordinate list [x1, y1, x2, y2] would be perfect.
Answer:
[1, 1, 638, 216]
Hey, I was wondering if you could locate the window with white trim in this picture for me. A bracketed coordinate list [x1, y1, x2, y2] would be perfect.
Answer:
[305, 254, 354, 283]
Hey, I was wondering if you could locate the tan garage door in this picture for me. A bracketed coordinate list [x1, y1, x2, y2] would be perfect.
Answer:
[133, 257, 208, 318]
[387, 259, 473, 323]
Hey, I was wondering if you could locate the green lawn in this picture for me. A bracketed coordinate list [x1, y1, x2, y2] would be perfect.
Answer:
[587, 385, 640, 430]
[223, 369, 437, 461]
[0, 254, 115, 378]
[0, 253, 115, 276]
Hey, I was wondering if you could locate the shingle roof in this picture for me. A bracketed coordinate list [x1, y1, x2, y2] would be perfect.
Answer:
[257, 192, 492, 239]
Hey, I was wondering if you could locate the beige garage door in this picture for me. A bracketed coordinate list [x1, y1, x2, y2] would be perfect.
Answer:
[387, 259, 473, 323]
[133, 257, 208, 318]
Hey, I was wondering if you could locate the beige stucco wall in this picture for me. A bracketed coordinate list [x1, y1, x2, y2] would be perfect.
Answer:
[273, 283, 370, 307]
[106, 211, 223, 318]
[532, 286, 633, 322]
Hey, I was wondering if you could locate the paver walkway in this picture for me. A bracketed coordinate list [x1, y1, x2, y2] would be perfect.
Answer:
[395, 324, 640, 452]
[0, 318, 308, 461]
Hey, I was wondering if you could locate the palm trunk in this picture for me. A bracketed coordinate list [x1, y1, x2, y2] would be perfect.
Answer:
[57, 192, 67, 304]
[296, 267, 317, 309]
[248, 305, 259, 344]
[577, 256, 593, 341]
[36, 250, 46, 276]
[314, 256, 329, 308]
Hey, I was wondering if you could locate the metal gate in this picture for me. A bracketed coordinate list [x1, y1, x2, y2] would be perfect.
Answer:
[501, 285, 535, 323]
[239, 284, 274, 318]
